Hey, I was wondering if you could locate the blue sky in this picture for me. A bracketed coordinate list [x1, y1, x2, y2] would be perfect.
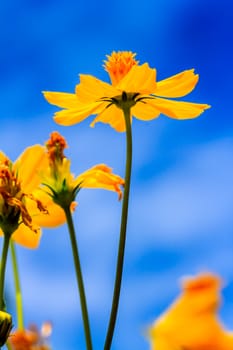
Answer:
[1, 0, 233, 349]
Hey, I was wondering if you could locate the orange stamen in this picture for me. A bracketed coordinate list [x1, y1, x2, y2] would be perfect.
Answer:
[104, 51, 139, 86]
[0, 156, 46, 234]
[45, 131, 68, 164]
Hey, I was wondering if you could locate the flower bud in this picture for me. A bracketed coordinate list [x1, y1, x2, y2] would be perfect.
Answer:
[0, 310, 13, 346]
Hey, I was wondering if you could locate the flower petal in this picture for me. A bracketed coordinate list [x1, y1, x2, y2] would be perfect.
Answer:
[132, 100, 160, 120]
[90, 104, 126, 132]
[11, 224, 41, 248]
[149, 273, 228, 350]
[148, 336, 175, 350]
[75, 164, 124, 200]
[43, 91, 80, 109]
[0, 151, 9, 163]
[76, 74, 119, 103]
[147, 97, 210, 120]
[155, 69, 199, 98]
[54, 101, 106, 126]
[116, 63, 157, 94]
[13, 145, 48, 193]
[30, 189, 76, 227]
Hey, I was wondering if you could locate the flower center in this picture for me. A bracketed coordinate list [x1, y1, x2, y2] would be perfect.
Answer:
[0, 157, 47, 235]
[43, 132, 77, 207]
[45, 131, 67, 165]
[0, 159, 21, 203]
[0, 158, 23, 234]
[104, 51, 139, 86]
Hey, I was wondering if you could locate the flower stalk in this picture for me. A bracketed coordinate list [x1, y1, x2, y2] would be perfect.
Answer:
[63, 205, 93, 350]
[0, 234, 11, 311]
[104, 106, 132, 350]
[10, 241, 24, 330]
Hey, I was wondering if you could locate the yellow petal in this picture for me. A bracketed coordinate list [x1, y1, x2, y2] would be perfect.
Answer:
[116, 63, 157, 94]
[147, 97, 210, 120]
[13, 145, 48, 193]
[132, 100, 160, 120]
[30, 189, 76, 228]
[0, 151, 9, 163]
[181, 273, 221, 313]
[54, 101, 106, 126]
[155, 69, 199, 98]
[76, 74, 119, 102]
[11, 224, 41, 249]
[149, 273, 232, 350]
[91, 104, 126, 132]
[148, 336, 177, 350]
[43, 91, 80, 109]
[75, 164, 124, 199]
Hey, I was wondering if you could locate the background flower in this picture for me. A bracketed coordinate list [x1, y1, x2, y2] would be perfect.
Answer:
[0, 0, 232, 350]
[149, 273, 233, 350]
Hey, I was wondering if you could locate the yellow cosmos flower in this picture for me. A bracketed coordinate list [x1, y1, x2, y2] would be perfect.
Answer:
[34, 132, 124, 219]
[0, 145, 65, 248]
[43, 51, 210, 132]
[148, 273, 233, 350]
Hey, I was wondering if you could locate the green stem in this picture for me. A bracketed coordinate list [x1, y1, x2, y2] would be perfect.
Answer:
[6, 341, 13, 350]
[104, 107, 132, 350]
[0, 235, 11, 311]
[10, 242, 24, 330]
[63, 206, 92, 350]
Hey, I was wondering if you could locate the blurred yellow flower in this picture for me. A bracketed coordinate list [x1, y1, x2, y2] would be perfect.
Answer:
[149, 272, 233, 350]
[0, 145, 69, 248]
[43, 51, 210, 132]
[34, 132, 124, 218]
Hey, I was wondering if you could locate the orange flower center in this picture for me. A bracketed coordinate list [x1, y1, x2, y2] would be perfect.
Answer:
[0, 158, 21, 205]
[0, 157, 47, 235]
[45, 131, 68, 165]
[104, 51, 139, 86]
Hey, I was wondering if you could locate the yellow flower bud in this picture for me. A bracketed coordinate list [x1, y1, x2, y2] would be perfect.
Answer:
[0, 310, 13, 346]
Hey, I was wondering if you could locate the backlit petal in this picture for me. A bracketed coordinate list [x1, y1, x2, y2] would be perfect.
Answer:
[76, 74, 119, 103]
[149, 273, 233, 350]
[155, 69, 199, 98]
[147, 97, 210, 120]
[91, 104, 126, 132]
[54, 101, 106, 126]
[43, 91, 80, 109]
[148, 336, 175, 350]
[30, 189, 76, 227]
[117, 63, 157, 94]
[12, 224, 41, 249]
[132, 101, 160, 120]
[0, 152, 9, 163]
[75, 164, 124, 199]
[13, 145, 48, 193]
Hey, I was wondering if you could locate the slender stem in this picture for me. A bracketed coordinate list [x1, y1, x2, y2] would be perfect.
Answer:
[10, 241, 24, 330]
[104, 107, 132, 350]
[63, 206, 92, 350]
[6, 341, 13, 350]
[0, 235, 11, 311]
